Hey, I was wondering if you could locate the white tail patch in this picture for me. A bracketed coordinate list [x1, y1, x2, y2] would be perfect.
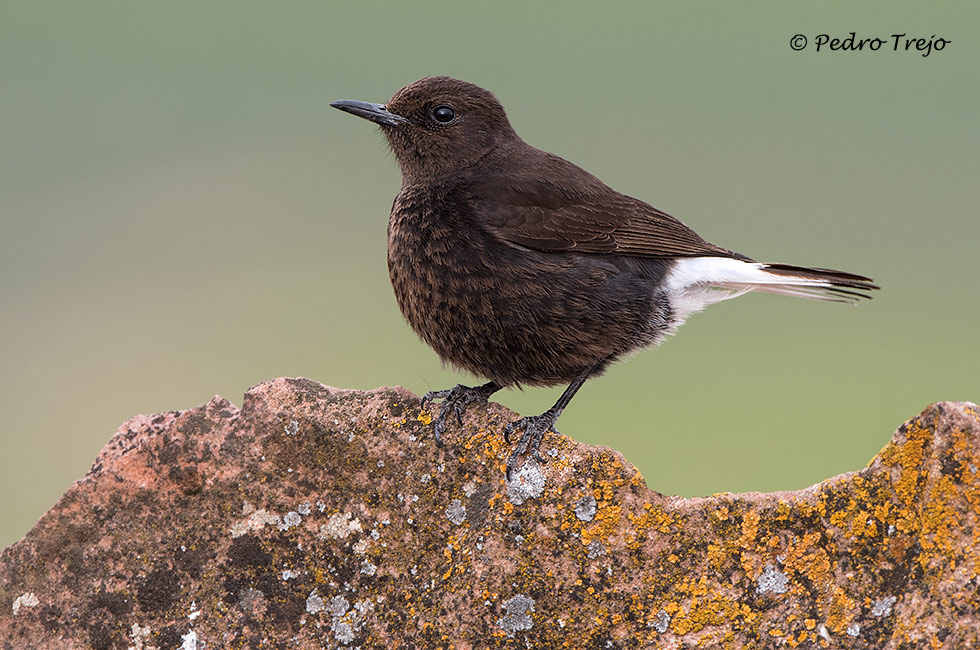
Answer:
[664, 257, 858, 329]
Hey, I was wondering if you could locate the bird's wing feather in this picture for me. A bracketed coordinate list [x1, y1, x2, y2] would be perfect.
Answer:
[470, 153, 744, 260]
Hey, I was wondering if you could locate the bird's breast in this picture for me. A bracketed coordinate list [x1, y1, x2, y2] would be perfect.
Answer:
[384, 185, 673, 386]
[387, 188, 497, 349]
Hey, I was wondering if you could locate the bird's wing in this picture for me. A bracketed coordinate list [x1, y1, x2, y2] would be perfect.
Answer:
[470, 159, 745, 260]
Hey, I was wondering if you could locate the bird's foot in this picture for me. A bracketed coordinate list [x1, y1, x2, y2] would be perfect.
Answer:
[420, 382, 498, 446]
[504, 410, 560, 480]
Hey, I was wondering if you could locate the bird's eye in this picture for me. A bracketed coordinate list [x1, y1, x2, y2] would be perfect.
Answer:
[431, 105, 456, 124]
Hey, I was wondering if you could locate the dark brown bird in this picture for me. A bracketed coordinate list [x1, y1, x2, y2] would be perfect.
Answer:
[331, 76, 878, 477]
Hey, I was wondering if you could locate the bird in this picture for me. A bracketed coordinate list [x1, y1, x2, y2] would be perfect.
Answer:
[330, 76, 878, 478]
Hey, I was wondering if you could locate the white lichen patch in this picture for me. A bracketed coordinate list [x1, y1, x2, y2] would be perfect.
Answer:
[354, 598, 374, 615]
[652, 609, 670, 633]
[306, 589, 327, 614]
[230, 503, 281, 538]
[353, 538, 370, 554]
[360, 560, 377, 576]
[328, 595, 350, 617]
[575, 494, 597, 522]
[872, 595, 897, 617]
[128, 622, 155, 650]
[318, 591, 360, 645]
[847, 623, 861, 636]
[284, 420, 299, 435]
[497, 594, 535, 637]
[463, 480, 477, 497]
[179, 630, 198, 650]
[304, 594, 363, 646]
[586, 540, 605, 559]
[332, 618, 355, 645]
[507, 463, 546, 505]
[319, 512, 363, 539]
[278, 511, 303, 531]
[238, 587, 265, 613]
[11, 592, 39, 615]
[306, 590, 325, 614]
[755, 562, 789, 595]
[446, 498, 466, 525]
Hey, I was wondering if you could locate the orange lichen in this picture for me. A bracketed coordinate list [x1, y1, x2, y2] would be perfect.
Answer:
[739, 510, 761, 547]
[580, 505, 622, 546]
[824, 586, 857, 633]
[880, 420, 931, 507]
[705, 542, 729, 571]
[627, 504, 674, 534]
[783, 532, 832, 589]
[666, 590, 760, 637]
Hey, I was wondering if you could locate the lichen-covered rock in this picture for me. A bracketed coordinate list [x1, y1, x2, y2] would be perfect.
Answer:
[0, 378, 977, 649]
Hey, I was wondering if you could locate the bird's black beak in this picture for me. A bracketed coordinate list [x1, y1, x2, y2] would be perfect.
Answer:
[330, 100, 407, 127]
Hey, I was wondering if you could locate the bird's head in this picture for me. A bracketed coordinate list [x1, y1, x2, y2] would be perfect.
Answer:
[332, 76, 519, 182]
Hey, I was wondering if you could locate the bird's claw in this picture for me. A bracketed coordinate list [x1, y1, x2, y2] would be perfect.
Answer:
[420, 388, 451, 412]
[431, 415, 447, 447]
[421, 384, 560, 481]
[503, 421, 516, 444]
[504, 413, 558, 481]
[420, 383, 496, 447]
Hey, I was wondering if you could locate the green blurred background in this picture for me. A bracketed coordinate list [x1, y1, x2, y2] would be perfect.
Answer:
[2, 2, 977, 547]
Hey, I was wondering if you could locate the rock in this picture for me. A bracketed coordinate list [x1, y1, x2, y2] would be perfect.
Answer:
[0, 378, 978, 649]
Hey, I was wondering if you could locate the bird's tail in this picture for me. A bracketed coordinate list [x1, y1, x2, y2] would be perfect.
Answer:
[747, 262, 879, 303]
[666, 257, 879, 306]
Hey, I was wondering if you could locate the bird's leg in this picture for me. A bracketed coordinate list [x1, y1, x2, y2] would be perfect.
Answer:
[505, 359, 605, 480]
[421, 381, 502, 446]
